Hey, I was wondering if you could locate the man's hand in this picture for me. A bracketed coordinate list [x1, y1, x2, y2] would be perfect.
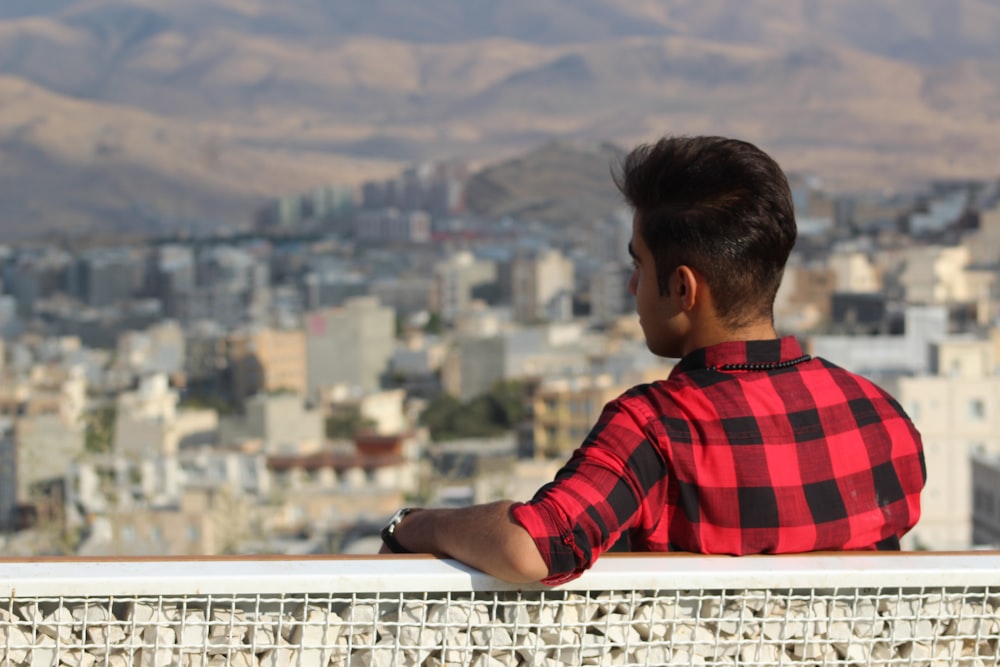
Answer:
[380, 501, 549, 583]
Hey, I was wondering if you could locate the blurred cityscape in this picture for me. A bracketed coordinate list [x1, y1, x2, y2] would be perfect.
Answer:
[1, 154, 1000, 558]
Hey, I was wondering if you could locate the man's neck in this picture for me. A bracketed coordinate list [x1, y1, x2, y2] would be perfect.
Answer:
[680, 319, 778, 358]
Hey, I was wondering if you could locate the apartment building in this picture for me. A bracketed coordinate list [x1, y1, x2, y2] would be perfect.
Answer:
[431, 251, 497, 323]
[971, 451, 1000, 547]
[511, 248, 574, 324]
[228, 326, 307, 403]
[891, 335, 1000, 550]
[305, 297, 395, 396]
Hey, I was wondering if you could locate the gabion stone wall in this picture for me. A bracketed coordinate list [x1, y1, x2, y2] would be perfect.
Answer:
[2, 586, 998, 666]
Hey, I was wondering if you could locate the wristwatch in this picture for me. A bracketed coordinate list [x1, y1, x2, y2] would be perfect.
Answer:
[381, 507, 417, 553]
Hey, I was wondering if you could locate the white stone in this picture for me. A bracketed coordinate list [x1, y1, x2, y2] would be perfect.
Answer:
[287, 605, 343, 648]
[349, 641, 417, 667]
[0, 624, 30, 663]
[548, 633, 604, 665]
[944, 601, 992, 637]
[851, 598, 884, 637]
[514, 631, 551, 666]
[631, 604, 666, 640]
[557, 597, 587, 630]
[715, 604, 755, 637]
[921, 593, 959, 618]
[128, 602, 170, 626]
[668, 622, 716, 656]
[139, 625, 177, 667]
[631, 642, 671, 665]
[669, 649, 707, 665]
[380, 603, 438, 664]
[174, 610, 207, 651]
[340, 602, 379, 639]
[258, 638, 299, 667]
[87, 623, 128, 647]
[30, 634, 60, 667]
[17, 601, 44, 625]
[739, 642, 784, 664]
[592, 593, 629, 616]
[733, 591, 768, 614]
[890, 618, 936, 642]
[471, 653, 510, 667]
[207, 652, 255, 667]
[429, 600, 491, 630]
[470, 624, 514, 649]
[539, 622, 582, 645]
[441, 635, 476, 665]
[502, 603, 532, 635]
[36, 609, 77, 645]
[898, 640, 954, 664]
[208, 608, 249, 648]
[593, 612, 641, 646]
[832, 639, 870, 664]
[790, 637, 838, 661]
[248, 619, 276, 648]
[72, 604, 114, 627]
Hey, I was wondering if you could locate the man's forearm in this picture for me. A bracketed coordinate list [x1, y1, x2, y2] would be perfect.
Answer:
[390, 500, 549, 583]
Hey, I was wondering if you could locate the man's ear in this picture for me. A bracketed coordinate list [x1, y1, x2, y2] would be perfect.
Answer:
[674, 265, 699, 311]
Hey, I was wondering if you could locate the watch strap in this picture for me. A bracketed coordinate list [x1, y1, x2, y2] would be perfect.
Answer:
[381, 529, 412, 554]
[381, 507, 416, 554]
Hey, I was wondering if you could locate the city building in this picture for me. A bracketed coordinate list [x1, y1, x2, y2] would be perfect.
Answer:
[355, 208, 432, 245]
[113, 374, 218, 460]
[972, 451, 1000, 547]
[218, 392, 324, 455]
[891, 335, 1000, 550]
[305, 297, 395, 396]
[227, 326, 307, 403]
[808, 305, 948, 377]
[511, 248, 574, 324]
[431, 251, 498, 323]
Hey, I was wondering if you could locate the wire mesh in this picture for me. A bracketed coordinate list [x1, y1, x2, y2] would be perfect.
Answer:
[2, 584, 999, 666]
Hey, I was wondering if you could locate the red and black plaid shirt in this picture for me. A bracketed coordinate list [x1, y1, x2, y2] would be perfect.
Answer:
[511, 337, 926, 585]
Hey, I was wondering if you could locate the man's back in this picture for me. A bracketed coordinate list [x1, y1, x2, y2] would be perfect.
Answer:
[512, 337, 925, 584]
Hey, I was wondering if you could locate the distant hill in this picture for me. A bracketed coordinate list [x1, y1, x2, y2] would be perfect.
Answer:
[1, 0, 1000, 240]
[464, 141, 626, 224]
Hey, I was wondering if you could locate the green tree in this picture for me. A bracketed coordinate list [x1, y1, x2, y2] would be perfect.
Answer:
[419, 380, 527, 441]
[84, 405, 116, 455]
[325, 405, 377, 439]
[179, 394, 237, 415]
[423, 311, 445, 335]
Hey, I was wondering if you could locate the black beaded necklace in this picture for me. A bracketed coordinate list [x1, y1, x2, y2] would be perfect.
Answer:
[710, 354, 812, 372]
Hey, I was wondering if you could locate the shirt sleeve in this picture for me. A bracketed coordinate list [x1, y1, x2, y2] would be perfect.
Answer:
[511, 397, 667, 585]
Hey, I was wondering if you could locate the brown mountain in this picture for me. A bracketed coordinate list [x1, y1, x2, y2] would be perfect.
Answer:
[1, 0, 1000, 241]
[464, 141, 626, 224]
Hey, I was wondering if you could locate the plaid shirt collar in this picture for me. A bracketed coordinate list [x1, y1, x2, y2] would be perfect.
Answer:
[669, 336, 805, 378]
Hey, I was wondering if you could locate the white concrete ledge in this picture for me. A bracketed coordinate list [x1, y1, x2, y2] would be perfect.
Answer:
[3, 552, 999, 597]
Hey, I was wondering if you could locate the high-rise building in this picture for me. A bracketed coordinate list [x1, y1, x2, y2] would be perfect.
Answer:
[432, 252, 497, 323]
[228, 327, 307, 403]
[355, 208, 431, 245]
[891, 335, 1000, 550]
[72, 247, 142, 308]
[511, 249, 574, 324]
[305, 297, 395, 395]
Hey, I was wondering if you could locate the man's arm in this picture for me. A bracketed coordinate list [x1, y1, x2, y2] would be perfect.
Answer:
[381, 500, 549, 584]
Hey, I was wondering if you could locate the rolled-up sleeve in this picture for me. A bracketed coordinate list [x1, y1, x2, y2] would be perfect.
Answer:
[511, 399, 666, 585]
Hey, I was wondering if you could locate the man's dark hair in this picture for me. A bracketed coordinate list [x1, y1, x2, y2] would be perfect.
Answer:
[614, 135, 797, 327]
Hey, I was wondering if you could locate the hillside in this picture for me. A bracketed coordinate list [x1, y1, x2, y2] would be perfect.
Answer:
[1, 0, 1000, 240]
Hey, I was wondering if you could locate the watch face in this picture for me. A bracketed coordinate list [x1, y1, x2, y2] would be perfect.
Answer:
[381, 508, 414, 553]
[384, 507, 412, 536]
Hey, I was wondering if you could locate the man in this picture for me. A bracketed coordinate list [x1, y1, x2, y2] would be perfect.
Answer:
[380, 135, 926, 585]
